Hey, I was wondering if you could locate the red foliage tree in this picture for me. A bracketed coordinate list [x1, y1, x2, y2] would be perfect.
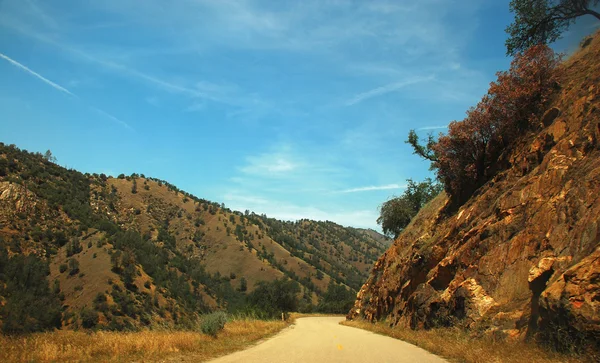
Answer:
[431, 45, 561, 206]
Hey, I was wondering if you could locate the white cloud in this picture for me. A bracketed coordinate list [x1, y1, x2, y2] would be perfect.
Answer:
[223, 193, 379, 229]
[241, 155, 297, 176]
[337, 184, 406, 193]
[345, 76, 435, 106]
[417, 125, 448, 131]
[0, 52, 74, 96]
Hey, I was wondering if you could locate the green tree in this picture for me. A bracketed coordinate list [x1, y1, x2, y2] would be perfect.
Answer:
[239, 277, 247, 292]
[43, 149, 56, 163]
[406, 130, 438, 162]
[68, 258, 80, 276]
[0, 157, 8, 177]
[505, 0, 600, 55]
[246, 279, 300, 318]
[0, 249, 62, 334]
[80, 307, 98, 329]
[131, 178, 137, 194]
[377, 178, 442, 238]
[316, 280, 356, 314]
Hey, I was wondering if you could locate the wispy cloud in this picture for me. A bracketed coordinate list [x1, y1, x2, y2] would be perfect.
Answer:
[241, 152, 298, 176]
[0, 52, 132, 130]
[90, 107, 133, 131]
[0, 52, 74, 96]
[417, 125, 448, 131]
[337, 184, 406, 193]
[345, 76, 435, 106]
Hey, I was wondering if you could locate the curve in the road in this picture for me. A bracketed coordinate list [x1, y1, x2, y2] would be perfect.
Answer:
[208, 317, 446, 363]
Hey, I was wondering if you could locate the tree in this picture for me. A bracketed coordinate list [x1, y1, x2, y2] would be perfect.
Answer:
[0, 249, 62, 334]
[239, 277, 247, 292]
[43, 149, 56, 163]
[506, 0, 600, 55]
[68, 258, 80, 276]
[246, 278, 300, 318]
[316, 280, 356, 314]
[0, 157, 7, 176]
[406, 130, 438, 162]
[377, 178, 442, 238]
[407, 45, 559, 208]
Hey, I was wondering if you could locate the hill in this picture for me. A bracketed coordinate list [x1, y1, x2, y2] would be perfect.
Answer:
[348, 33, 600, 358]
[0, 145, 387, 331]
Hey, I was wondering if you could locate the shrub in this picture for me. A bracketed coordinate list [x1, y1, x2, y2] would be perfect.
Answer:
[59, 264, 68, 273]
[68, 258, 80, 276]
[200, 311, 227, 337]
[80, 307, 98, 329]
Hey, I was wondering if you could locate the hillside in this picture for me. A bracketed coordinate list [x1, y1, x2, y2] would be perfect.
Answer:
[0, 145, 387, 331]
[348, 33, 600, 357]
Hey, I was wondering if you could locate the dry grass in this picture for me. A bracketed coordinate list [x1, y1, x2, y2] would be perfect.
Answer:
[342, 320, 585, 363]
[0, 318, 288, 362]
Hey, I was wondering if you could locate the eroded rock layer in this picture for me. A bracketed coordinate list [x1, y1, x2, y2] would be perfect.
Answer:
[348, 34, 600, 356]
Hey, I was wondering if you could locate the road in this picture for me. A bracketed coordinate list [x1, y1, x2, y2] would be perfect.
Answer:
[208, 317, 446, 363]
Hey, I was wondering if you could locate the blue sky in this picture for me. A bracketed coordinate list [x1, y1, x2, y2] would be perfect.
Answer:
[0, 1, 598, 230]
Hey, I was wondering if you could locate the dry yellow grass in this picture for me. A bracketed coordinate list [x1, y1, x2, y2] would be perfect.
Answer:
[0, 319, 288, 362]
[342, 320, 585, 363]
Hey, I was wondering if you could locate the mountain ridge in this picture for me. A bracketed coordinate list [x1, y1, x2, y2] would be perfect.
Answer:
[0, 144, 387, 330]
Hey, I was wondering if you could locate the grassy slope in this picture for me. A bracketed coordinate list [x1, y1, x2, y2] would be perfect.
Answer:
[0, 318, 289, 362]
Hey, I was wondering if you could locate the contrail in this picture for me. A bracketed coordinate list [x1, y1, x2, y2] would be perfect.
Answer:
[0, 52, 75, 96]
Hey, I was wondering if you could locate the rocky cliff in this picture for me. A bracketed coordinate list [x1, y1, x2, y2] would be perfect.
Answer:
[348, 33, 600, 356]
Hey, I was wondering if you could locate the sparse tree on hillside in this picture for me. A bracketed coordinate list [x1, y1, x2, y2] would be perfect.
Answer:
[506, 0, 600, 55]
[43, 149, 57, 163]
[239, 277, 247, 292]
[68, 258, 80, 276]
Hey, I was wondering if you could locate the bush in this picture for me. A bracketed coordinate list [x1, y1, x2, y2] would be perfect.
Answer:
[59, 264, 68, 273]
[200, 311, 227, 337]
[80, 307, 99, 329]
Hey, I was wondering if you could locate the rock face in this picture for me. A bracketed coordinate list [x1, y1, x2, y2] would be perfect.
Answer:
[348, 34, 600, 356]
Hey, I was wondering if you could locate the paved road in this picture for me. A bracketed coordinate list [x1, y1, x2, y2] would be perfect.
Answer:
[208, 317, 446, 363]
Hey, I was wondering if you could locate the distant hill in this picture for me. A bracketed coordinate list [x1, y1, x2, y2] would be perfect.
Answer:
[0, 144, 386, 330]
[354, 228, 392, 248]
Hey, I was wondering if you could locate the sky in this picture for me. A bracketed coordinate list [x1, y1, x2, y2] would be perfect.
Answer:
[0, 1, 598, 230]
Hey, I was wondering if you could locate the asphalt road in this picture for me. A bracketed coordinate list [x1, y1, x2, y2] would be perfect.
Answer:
[207, 317, 446, 363]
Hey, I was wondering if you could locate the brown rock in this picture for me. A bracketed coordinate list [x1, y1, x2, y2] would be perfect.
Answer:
[538, 249, 600, 357]
[541, 107, 561, 127]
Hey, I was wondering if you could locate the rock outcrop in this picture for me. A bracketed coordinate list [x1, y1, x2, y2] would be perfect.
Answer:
[348, 33, 600, 357]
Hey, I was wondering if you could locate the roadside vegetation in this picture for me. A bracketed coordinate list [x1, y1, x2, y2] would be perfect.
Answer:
[0, 317, 289, 362]
[342, 320, 585, 363]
